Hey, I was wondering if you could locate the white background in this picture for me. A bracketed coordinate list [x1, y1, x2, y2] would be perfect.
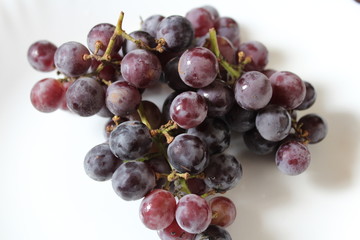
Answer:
[1, 0, 360, 239]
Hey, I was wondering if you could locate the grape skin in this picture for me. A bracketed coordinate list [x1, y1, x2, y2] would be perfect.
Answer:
[243, 128, 279, 155]
[296, 81, 317, 110]
[298, 114, 328, 144]
[111, 161, 155, 201]
[185, 7, 215, 37]
[239, 41, 269, 71]
[209, 196, 236, 228]
[163, 57, 194, 92]
[27, 40, 57, 72]
[225, 104, 256, 133]
[122, 30, 156, 55]
[65, 77, 105, 117]
[175, 194, 212, 234]
[157, 219, 195, 240]
[214, 17, 241, 49]
[141, 14, 165, 38]
[194, 225, 232, 240]
[87, 23, 123, 56]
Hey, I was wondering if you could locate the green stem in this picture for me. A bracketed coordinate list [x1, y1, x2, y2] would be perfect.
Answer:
[137, 102, 152, 130]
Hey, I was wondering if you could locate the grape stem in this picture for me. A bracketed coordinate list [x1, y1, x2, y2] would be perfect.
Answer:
[137, 102, 153, 130]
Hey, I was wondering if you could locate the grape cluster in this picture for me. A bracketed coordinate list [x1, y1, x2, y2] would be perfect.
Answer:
[27, 5, 328, 240]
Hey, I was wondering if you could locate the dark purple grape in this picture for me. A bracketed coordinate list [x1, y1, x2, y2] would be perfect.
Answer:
[112, 161, 155, 201]
[255, 105, 292, 142]
[105, 80, 141, 117]
[167, 133, 208, 174]
[202, 5, 220, 21]
[276, 141, 311, 175]
[162, 91, 180, 123]
[84, 143, 122, 181]
[146, 156, 171, 189]
[178, 47, 219, 88]
[121, 49, 162, 89]
[169, 91, 208, 129]
[126, 100, 162, 129]
[156, 15, 194, 52]
[188, 117, 230, 155]
[296, 81, 317, 110]
[214, 17, 240, 48]
[234, 71, 273, 110]
[225, 104, 256, 133]
[27, 40, 57, 72]
[194, 225, 232, 240]
[204, 153, 242, 191]
[157, 219, 195, 240]
[163, 57, 194, 92]
[186, 178, 208, 196]
[298, 114, 327, 144]
[87, 23, 123, 56]
[122, 30, 157, 55]
[200, 35, 237, 66]
[209, 196, 236, 228]
[239, 41, 268, 71]
[109, 121, 152, 160]
[89, 59, 117, 81]
[185, 7, 215, 37]
[262, 69, 276, 78]
[269, 71, 306, 109]
[30, 78, 64, 113]
[243, 128, 279, 155]
[54, 41, 91, 77]
[197, 79, 235, 117]
[104, 116, 129, 139]
[66, 77, 105, 116]
[141, 14, 165, 38]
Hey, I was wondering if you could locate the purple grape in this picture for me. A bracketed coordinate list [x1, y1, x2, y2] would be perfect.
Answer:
[163, 57, 194, 92]
[121, 30, 156, 55]
[214, 17, 241, 48]
[87, 23, 123, 56]
[157, 219, 195, 240]
[186, 178, 208, 196]
[169, 91, 208, 129]
[105, 80, 141, 117]
[156, 15, 194, 52]
[54, 41, 91, 77]
[209, 196, 236, 228]
[167, 133, 209, 174]
[298, 114, 327, 144]
[178, 47, 219, 88]
[243, 128, 279, 155]
[121, 49, 162, 89]
[276, 141, 311, 175]
[126, 100, 162, 129]
[204, 153, 242, 191]
[234, 71, 273, 110]
[30, 78, 65, 113]
[200, 35, 237, 66]
[84, 143, 122, 181]
[185, 7, 215, 37]
[65, 77, 105, 117]
[146, 156, 171, 189]
[27, 40, 57, 72]
[202, 5, 220, 21]
[269, 71, 306, 109]
[141, 14, 165, 38]
[225, 104, 256, 133]
[195, 225, 232, 240]
[175, 194, 212, 234]
[296, 81, 317, 110]
[197, 79, 235, 117]
[89, 59, 117, 81]
[239, 41, 269, 71]
[187, 117, 230, 155]
[111, 161, 155, 201]
[162, 91, 180, 123]
[109, 121, 152, 160]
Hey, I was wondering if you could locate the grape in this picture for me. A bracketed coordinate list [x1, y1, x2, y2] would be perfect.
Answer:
[187, 117, 230, 155]
[186, 178, 208, 196]
[185, 7, 215, 37]
[126, 100, 162, 129]
[209, 196, 236, 227]
[243, 128, 279, 155]
[225, 104, 256, 133]
[239, 41, 269, 72]
[200, 35, 237, 66]
[194, 225, 232, 240]
[65, 77, 105, 117]
[169, 91, 208, 129]
[214, 17, 240, 48]
[197, 79, 235, 117]
[202, 5, 219, 21]
[275, 141, 311, 175]
[139, 189, 176, 230]
[157, 219, 195, 240]
[54, 41, 91, 77]
[89, 59, 117, 81]
[30, 78, 65, 113]
[141, 14, 165, 38]
[122, 30, 157, 55]
[104, 116, 129, 139]
[87, 23, 123, 56]
[175, 194, 212, 234]
[255, 105, 292, 142]
[296, 81, 317, 110]
[204, 153, 242, 191]
[105, 80, 141, 117]
[156, 15, 194, 52]
[167, 133, 208, 174]
[146, 156, 171, 189]
[234, 71, 273, 110]
[112, 161, 155, 201]
[162, 91, 180, 122]
[27, 40, 57, 72]
[59, 81, 72, 111]
[178, 47, 219, 88]
[84, 143, 122, 181]
[262, 69, 276, 78]
[109, 121, 152, 160]
[121, 49, 162, 89]
[298, 114, 328, 144]
[269, 71, 306, 109]
[163, 57, 194, 92]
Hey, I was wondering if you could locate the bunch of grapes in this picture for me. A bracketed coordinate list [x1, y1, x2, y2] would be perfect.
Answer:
[27, 5, 327, 240]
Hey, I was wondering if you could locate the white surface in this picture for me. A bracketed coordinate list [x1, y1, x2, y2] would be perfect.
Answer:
[1, 0, 360, 239]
